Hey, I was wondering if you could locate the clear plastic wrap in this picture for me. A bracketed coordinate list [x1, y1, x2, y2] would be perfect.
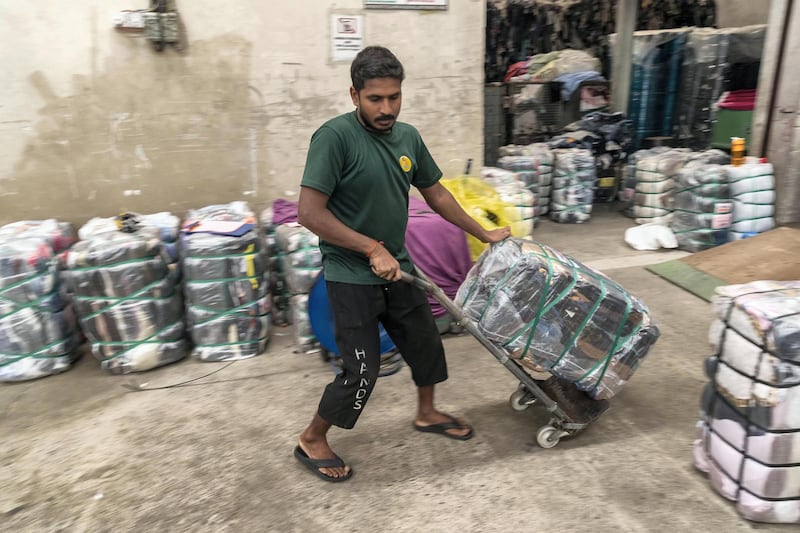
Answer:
[671, 162, 732, 252]
[63, 222, 187, 374]
[497, 142, 554, 217]
[261, 206, 291, 327]
[693, 281, 800, 524]
[480, 168, 535, 235]
[0, 219, 76, 253]
[550, 149, 595, 223]
[455, 238, 660, 400]
[0, 234, 80, 382]
[182, 202, 270, 361]
[727, 159, 776, 240]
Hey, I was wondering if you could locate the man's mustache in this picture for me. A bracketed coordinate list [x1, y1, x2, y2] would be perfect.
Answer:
[376, 115, 395, 121]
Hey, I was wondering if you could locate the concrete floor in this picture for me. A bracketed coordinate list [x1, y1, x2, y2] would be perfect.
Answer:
[1, 206, 795, 532]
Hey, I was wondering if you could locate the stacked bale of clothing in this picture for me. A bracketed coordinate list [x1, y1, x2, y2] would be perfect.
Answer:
[671, 159, 733, 252]
[0, 221, 80, 381]
[61, 218, 187, 374]
[550, 148, 596, 223]
[634, 149, 729, 225]
[480, 167, 536, 235]
[274, 224, 322, 352]
[693, 281, 800, 524]
[498, 143, 554, 217]
[550, 111, 633, 203]
[261, 202, 293, 327]
[456, 238, 660, 400]
[727, 158, 776, 240]
[79, 212, 181, 263]
[620, 146, 672, 217]
[181, 202, 270, 361]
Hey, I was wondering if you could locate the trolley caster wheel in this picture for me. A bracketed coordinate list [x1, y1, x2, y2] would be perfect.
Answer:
[536, 425, 563, 449]
[509, 388, 536, 411]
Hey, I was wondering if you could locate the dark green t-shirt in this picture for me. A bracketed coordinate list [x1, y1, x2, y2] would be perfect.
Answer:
[301, 111, 442, 284]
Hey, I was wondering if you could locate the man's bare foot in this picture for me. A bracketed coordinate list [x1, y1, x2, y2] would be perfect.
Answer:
[297, 433, 351, 480]
[414, 409, 473, 440]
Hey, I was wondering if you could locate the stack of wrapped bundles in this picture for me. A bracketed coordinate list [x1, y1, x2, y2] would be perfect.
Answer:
[633, 149, 728, 226]
[181, 202, 270, 361]
[727, 158, 776, 240]
[498, 143, 554, 218]
[455, 238, 660, 400]
[693, 281, 800, 524]
[61, 217, 187, 374]
[550, 148, 596, 223]
[79, 212, 181, 263]
[633, 149, 688, 225]
[273, 223, 322, 352]
[0, 221, 80, 381]
[620, 146, 672, 217]
[260, 201, 297, 327]
[671, 153, 733, 252]
[480, 167, 536, 236]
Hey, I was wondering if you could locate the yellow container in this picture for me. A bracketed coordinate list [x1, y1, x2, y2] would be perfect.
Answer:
[731, 137, 746, 166]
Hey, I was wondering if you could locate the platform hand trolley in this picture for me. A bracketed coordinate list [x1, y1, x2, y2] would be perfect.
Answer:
[400, 270, 610, 449]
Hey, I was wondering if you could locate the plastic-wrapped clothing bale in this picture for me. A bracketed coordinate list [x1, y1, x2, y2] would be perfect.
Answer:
[727, 159, 776, 240]
[455, 238, 660, 400]
[671, 163, 733, 252]
[480, 168, 535, 236]
[0, 220, 76, 253]
[498, 142, 555, 216]
[620, 147, 674, 217]
[693, 280, 800, 524]
[441, 177, 530, 261]
[182, 202, 270, 362]
[78, 212, 180, 263]
[0, 228, 80, 382]
[274, 223, 322, 351]
[260, 205, 291, 327]
[550, 149, 595, 223]
[633, 149, 687, 224]
[61, 225, 187, 374]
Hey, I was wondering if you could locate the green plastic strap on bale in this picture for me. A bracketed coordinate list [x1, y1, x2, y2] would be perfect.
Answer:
[580, 293, 635, 393]
[67, 256, 153, 272]
[185, 275, 261, 285]
[182, 250, 259, 260]
[190, 299, 270, 326]
[79, 278, 173, 321]
[92, 320, 184, 361]
[193, 335, 269, 348]
[553, 277, 609, 367]
[728, 173, 772, 184]
[0, 339, 71, 366]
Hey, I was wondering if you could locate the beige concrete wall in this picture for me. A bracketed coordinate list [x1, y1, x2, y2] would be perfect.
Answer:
[0, 1, 485, 226]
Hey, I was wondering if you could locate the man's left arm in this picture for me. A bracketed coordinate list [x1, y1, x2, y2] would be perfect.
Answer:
[418, 182, 510, 243]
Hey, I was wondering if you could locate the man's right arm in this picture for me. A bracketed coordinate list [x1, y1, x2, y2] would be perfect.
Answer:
[297, 186, 401, 280]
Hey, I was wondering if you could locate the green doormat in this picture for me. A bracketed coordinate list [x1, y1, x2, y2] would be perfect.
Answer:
[646, 260, 727, 302]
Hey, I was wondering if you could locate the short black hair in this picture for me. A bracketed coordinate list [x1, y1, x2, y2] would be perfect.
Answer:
[350, 46, 405, 91]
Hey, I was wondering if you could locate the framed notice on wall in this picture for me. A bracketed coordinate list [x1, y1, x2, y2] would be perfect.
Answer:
[331, 15, 365, 62]
[364, 0, 448, 9]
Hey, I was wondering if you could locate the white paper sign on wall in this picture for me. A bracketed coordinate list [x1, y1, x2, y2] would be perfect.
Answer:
[331, 15, 364, 62]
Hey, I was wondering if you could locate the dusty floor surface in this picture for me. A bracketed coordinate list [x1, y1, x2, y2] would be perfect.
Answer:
[1, 207, 796, 532]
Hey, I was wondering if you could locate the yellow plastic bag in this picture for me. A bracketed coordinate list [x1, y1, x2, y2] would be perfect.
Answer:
[441, 176, 529, 261]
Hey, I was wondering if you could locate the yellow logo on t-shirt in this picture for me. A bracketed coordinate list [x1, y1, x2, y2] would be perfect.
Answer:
[399, 155, 412, 173]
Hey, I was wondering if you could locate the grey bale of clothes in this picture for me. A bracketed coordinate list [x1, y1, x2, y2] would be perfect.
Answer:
[0, 220, 81, 382]
[274, 223, 322, 352]
[61, 218, 188, 374]
[181, 202, 270, 362]
[261, 208, 291, 327]
[671, 161, 733, 252]
[455, 238, 660, 400]
[550, 148, 596, 223]
[498, 142, 554, 219]
[693, 281, 800, 524]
